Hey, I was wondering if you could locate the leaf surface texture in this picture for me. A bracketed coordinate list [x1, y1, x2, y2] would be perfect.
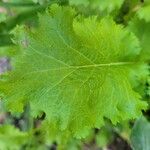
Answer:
[0, 5, 147, 137]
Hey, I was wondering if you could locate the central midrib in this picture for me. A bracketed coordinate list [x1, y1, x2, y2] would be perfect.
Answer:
[23, 61, 134, 77]
[70, 61, 133, 69]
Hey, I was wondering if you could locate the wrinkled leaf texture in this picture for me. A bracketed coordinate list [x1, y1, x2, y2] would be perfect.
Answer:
[0, 5, 147, 138]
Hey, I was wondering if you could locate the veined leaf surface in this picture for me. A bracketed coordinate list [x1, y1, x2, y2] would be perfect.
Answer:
[0, 5, 147, 138]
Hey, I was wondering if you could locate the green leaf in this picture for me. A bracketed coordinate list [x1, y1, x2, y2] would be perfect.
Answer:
[0, 13, 6, 23]
[0, 5, 147, 138]
[0, 125, 28, 150]
[128, 4, 150, 102]
[70, 0, 124, 13]
[128, 2, 150, 62]
[131, 116, 150, 150]
[137, 5, 150, 22]
[128, 17, 150, 62]
[69, 0, 89, 6]
[91, 0, 124, 12]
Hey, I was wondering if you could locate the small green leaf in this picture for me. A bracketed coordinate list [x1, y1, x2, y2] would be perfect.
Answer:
[70, 0, 89, 6]
[131, 116, 150, 150]
[70, 0, 124, 13]
[128, 17, 150, 62]
[137, 5, 150, 22]
[0, 125, 28, 150]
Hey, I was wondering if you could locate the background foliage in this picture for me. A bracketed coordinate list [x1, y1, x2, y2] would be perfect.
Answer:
[0, 0, 149, 150]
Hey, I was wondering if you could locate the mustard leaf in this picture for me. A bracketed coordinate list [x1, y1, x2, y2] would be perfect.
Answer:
[0, 4, 147, 138]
